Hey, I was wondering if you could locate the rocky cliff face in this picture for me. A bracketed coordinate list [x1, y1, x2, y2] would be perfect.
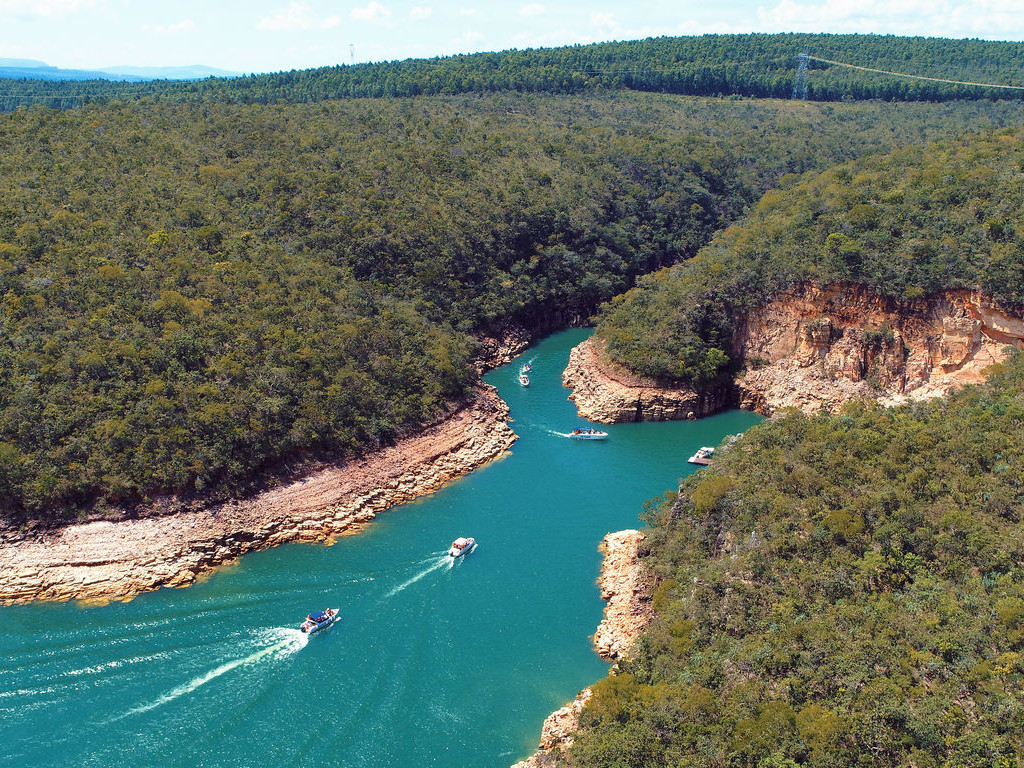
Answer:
[736, 284, 1024, 415]
[512, 530, 651, 768]
[562, 337, 730, 423]
[593, 529, 654, 661]
[0, 385, 516, 605]
[564, 284, 1024, 422]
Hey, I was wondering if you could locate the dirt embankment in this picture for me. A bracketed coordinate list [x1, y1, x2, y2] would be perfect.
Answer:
[564, 284, 1024, 422]
[512, 529, 652, 768]
[0, 384, 516, 606]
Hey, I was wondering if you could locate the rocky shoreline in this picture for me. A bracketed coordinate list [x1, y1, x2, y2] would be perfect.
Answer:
[562, 337, 729, 423]
[512, 529, 652, 768]
[0, 384, 516, 605]
[564, 285, 1024, 422]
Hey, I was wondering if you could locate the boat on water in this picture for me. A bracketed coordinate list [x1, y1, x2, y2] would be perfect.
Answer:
[687, 446, 714, 466]
[518, 371, 530, 387]
[300, 608, 339, 634]
[448, 537, 476, 558]
[569, 428, 608, 440]
[521, 363, 532, 372]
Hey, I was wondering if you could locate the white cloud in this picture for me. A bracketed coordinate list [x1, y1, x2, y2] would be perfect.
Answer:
[258, 2, 343, 32]
[351, 1, 392, 22]
[258, 2, 314, 30]
[591, 12, 616, 29]
[675, 18, 745, 35]
[755, 0, 1024, 40]
[458, 7, 478, 16]
[142, 19, 196, 36]
[410, 6, 432, 20]
[519, 3, 545, 16]
[512, 28, 592, 47]
[452, 28, 485, 47]
[0, 0, 96, 16]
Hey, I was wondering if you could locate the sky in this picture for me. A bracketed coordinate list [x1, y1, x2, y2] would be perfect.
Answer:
[0, 0, 1023, 74]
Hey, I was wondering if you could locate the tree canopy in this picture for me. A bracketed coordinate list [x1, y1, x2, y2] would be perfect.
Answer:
[5, 33, 1024, 111]
[3, 88, 1024, 522]
[597, 127, 1024, 383]
[568, 355, 1024, 768]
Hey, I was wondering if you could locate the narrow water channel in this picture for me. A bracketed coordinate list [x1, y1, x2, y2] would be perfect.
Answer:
[0, 329, 762, 767]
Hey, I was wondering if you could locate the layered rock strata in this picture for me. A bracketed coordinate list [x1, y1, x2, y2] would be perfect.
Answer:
[513, 530, 651, 768]
[736, 285, 1024, 414]
[592, 529, 654, 661]
[564, 285, 1024, 422]
[475, 326, 534, 371]
[0, 385, 516, 605]
[562, 338, 729, 423]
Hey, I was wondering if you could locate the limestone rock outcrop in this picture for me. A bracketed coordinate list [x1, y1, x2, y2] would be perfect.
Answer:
[512, 530, 652, 768]
[736, 284, 1024, 415]
[0, 385, 516, 605]
[563, 284, 1024, 422]
[511, 690, 592, 768]
[475, 326, 533, 371]
[562, 338, 729, 423]
[593, 529, 653, 661]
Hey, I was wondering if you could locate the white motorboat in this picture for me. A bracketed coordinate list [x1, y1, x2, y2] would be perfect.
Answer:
[687, 447, 714, 465]
[518, 371, 530, 387]
[448, 537, 476, 558]
[568, 428, 607, 440]
[300, 608, 339, 634]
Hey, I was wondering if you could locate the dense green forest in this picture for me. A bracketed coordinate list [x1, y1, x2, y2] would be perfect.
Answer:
[597, 127, 1024, 383]
[568, 356, 1024, 768]
[9, 92, 1021, 521]
[4, 33, 1024, 111]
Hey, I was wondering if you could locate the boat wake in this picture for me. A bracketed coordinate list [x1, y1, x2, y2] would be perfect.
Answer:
[385, 555, 449, 597]
[117, 628, 307, 718]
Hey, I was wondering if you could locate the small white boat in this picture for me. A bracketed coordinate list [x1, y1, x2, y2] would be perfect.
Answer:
[448, 537, 476, 558]
[518, 372, 530, 387]
[521, 363, 532, 372]
[569, 428, 607, 440]
[300, 608, 339, 634]
[687, 447, 714, 465]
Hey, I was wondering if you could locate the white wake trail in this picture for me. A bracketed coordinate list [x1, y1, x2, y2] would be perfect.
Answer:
[386, 556, 449, 597]
[121, 628, 307, 717]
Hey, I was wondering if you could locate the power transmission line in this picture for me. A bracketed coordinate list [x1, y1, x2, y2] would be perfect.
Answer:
[808, 55, 1024, 91]
[792, 49, 809, 100]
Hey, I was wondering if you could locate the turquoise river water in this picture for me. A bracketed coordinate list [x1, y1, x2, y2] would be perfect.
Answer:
[1, 329, 761, 768]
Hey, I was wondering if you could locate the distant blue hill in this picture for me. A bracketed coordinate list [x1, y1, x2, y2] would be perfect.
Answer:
[0, 58, 239, 82]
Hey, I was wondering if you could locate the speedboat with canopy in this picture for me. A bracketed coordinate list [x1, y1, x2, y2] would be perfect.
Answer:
[300, 608, 339, 634]
[687, 446, 714, 465]
[448, 537, 476, 558]
[568, 428, 607, 440]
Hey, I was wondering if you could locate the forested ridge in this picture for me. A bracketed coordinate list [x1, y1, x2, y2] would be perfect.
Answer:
[5, 33, 1024, 111]
[597, 127, 1024, 383]
[9, 92, 1019, 521]
[568, 357, 1024, 767]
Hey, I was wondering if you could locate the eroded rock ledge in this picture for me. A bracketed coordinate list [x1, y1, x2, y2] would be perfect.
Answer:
[0, 384, 516, 605]
[513, 530, 651, 768]
[736, 284, 1024, 415]
[562, 337, 729, 423]
[564, 284, 1024, 422]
